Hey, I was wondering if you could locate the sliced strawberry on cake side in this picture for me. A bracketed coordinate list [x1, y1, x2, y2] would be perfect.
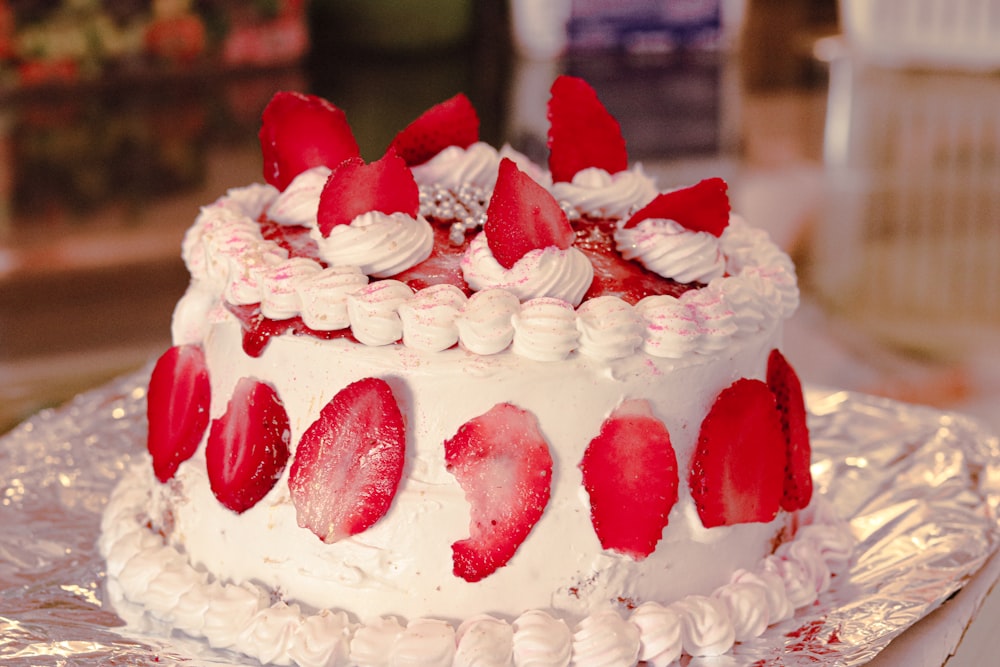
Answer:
[205, 377, 291, 514]
[624, 177, 731, 237]
[387, 93, 480, 167]
[444, 403, 553, 582]
[767, 349, 813, 511]
[288, 377, 406, 543]
[315, 149, 419, 236]
[259, 91, 361, 191]
[547, 75, 628, 183]
[147, 344, 211, 483]
[689, 378, 787, 529]
[484, 157, 575, 269]
[580, 399, 679, 560]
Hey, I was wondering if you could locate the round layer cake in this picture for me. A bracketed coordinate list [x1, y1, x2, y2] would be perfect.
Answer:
[100, 79, 853, 666]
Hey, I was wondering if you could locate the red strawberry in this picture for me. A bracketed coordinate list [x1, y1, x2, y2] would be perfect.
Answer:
[289, 377, 406, 543]
[445, 403, 553, 582]
[484, 157, 575, 269]
[547, 75, 628, 183]
[205, 377, 290, 514]
[580, 400, 678, 560]
[316, 150, 419, 236]
[147, 344, 211, 483]
[689, 378, 787, 528]
[388, 93, 480, 167]
[767, 349, 813, 511]
[624, 178, 730, 237]
[259, 91, 361, 191]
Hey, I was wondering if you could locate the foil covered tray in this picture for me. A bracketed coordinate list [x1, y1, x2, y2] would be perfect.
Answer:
[1, 369, 998, 666]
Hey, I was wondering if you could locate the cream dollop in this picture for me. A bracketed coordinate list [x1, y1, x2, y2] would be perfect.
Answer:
[455, 288, 520, 355]
[614, 218, 726, 284]
[349, 616, 405, 665]
[512, 610, 572, 667]
[398, 283, 468, 352]
[391, 619, 456, 667]
[629, 602, 683, 667]
[346, 280, 414, 346]
[576, 295, 643, 360]
[461, 231, 593, 306]
[571, 609, 640, 667]
[714, 581, 772, 641]
[674, 596, 735, 657]
[296, 265, 369, 331]
[312, 211, 434, 278]
[260, 257, 323, 320]
[455, 615, 514, 667]
[550, 166, 657, 219]
[511, 297, 579, 361]
[267, 166, 330, 226]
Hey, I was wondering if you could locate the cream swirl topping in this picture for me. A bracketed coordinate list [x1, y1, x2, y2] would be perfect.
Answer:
[511, 297, 580, 361]
[615, 218, 726, 284]
[629, 602, 683, 666]
[411, 142, 548, 192]
[398, 283, 468, 352]
[312, 211, 434, 278]
[575, 295, 643, 360]
[455, 615, 514, 667]
[461, 231, 593, 306]
[267, 166, 330, 226]
[511, 610, 572, 667]
[550, 165, 657, 219]
[455, 288, 520, 355]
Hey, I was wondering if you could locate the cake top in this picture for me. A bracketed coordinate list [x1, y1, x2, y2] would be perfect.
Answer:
[174, 76, 798, 361]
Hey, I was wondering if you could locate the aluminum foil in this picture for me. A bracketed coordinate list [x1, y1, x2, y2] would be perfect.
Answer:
[1, 370, 998, 666]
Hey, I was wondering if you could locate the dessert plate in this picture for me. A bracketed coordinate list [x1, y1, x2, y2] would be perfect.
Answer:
[1, 368, 997, 666]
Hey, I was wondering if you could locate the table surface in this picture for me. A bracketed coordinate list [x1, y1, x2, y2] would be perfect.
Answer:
[1, 3, 998, 663]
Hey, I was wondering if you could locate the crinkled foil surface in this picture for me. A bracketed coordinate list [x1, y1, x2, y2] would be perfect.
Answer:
[1, 369, 999, 666]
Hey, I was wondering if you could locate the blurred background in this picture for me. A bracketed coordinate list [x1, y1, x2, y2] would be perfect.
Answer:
[1, 0, 997, 434]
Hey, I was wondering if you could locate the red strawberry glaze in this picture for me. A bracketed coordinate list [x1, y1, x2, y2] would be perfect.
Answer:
[259, 216, 321, 263]
[226, 302, 357, 358]
[389, 222, 470, 294]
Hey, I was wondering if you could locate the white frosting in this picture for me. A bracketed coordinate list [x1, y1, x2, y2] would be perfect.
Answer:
[311, 211, 434, 278]
[629, 603, 682, 667]
[575, 296, 643, 360]
[550, 166, 657, 219]
[455, 288, 520, 355]
[511, 610, 572, 667]
[455, 615, 514, 667]
[461, 231, 594, 307]
[614, 218, 726, 284]
[346, 280, 414, 346]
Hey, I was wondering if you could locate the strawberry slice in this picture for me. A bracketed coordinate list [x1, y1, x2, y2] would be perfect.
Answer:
[259, 91, 361, 191]
[484, 157, 575, 269]
[767, 349, 813, 511]
[147, 344, 211, 483]
[444, 403, 553, 582]
[288, 377, 406, 543]
[689, 378, 787, 528]
[624, 178, 730, 237]
[316, 150, 419, 236]
[580, 400, 678, 560]
[388, 93, 480, 167]
[205, 377, 291, 514]
[547, 75, 628, 183]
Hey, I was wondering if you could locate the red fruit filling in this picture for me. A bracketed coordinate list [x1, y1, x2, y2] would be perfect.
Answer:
[444, 403, 553, 582]
[259, 91, 360, 192]
[147, 344, 211, 483]
[205, 377, 291, 514]
[288, 377, 406, 543]
[689, 378, 787, 528]
[547, 75, 628, 183]
[388, 93, 480, 167]
[484, 157, 575, 269]
[767, 349, 813, 511]
[580, 399, 679, 560]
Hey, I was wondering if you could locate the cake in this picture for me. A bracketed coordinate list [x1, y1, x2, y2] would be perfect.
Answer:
[99, 76, 853, 666]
